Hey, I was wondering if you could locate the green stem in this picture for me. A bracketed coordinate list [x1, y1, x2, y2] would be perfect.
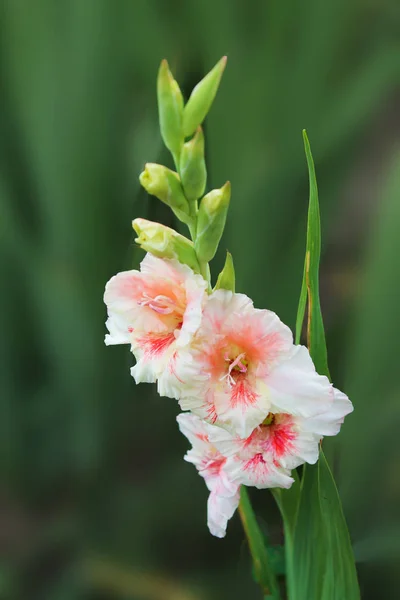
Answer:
[172, 150, 181, 172]
[187, 199, 199, 241]
[188, 221, 197, 241]
[238, 487, 281, 598]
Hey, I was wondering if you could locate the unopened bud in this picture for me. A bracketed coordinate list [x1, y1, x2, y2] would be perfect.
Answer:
[183, 56, 227, 138]
[179, 127, 207, 201]
[195, 181, 231, 263]
[157, 59, 184, 154]
[139, 163, 191, 224]
[215, 252, 235, 292]
[133, 218, 200, 272]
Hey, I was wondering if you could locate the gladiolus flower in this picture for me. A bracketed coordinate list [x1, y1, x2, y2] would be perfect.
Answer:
[169, 290, 340, 438]
[177, 413, 240, 538]
[104, 254, 207, 389]
[209, 388, 353, 488]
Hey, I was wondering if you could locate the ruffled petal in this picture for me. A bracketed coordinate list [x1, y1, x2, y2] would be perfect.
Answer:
[213, 379, 271, 438]
[177, 413, 212, 449]
[299, 387, 353, 436]
[104, 314, 132, 346]
[140, 253, 190, 284]
[159, 349, 209, 400]
[176, 275, 207, 347]
[130, 333, 175, 383]
[227, 454, 294, 490]
[267, 345, 334, 418]
[207, 489, 240, 538]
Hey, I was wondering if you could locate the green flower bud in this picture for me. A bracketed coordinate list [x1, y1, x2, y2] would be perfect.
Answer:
[179, 126, 207, 202]
[195, 181, 231, 263]
[215, 252, 235, 292]
[132, 218, 200, 272]
[183, 56, 227, 138]
[157, 59, 184, 155]
[139, 163, 191, 225]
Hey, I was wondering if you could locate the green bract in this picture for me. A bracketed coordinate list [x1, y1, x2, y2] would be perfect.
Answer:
[215, 251, 235, 292]
[195, 181, 231, 263]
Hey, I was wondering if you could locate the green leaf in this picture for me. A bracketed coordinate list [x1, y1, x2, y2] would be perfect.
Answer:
[284, 131, 360, 600]
[289, 455, 360, 600]
[266, 545, 285, 577]
[294, 131, 329, 376]
[272, 470, 300, 541]
[238, 487, 281, 599]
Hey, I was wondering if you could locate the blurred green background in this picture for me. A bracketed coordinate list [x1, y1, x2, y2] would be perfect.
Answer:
[1, 0, 399, 598]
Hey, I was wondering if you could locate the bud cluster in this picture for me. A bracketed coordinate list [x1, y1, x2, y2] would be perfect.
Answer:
[139, 56, 232, 284]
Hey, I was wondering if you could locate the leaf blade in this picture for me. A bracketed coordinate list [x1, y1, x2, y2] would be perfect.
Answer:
[286, 131, 360, 600]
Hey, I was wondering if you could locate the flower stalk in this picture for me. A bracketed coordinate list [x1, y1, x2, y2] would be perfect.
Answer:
[104, 57, 356, 599]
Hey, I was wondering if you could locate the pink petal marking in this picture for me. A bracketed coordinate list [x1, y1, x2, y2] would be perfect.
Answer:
[137, 331, 176, 357]
[196, 433, 210, 442]
[243, 452, 266, 472]
[206, 401, 219, 424]
[268, 416, 296, 458]
[230, 377, 258, 408]
[168, 351, 185, 383]
[202, 455, 226, 477]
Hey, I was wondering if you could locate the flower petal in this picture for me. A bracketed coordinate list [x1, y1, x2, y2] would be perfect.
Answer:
[130, 333, 175, 383]
[227, 454, 294, 490]
[207, 490, 240, 538]
[267, 345, 334, 418]
[176, 275, 207, 347]
[299, 387, 353, 436]
[213, 379, 271, 438]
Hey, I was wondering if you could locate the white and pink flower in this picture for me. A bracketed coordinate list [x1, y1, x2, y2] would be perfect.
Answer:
[104, 254, 207, 390]
[105, 256, 354, 538]
[169, 290, 337, 438]
[177, 413, 240, 538]
[209, 387, 353, 488]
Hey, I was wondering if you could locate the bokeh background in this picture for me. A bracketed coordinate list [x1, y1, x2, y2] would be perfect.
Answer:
[1, 0, 400, 598]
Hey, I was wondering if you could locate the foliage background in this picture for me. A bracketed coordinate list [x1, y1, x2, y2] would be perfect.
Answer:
[1, 0, 399, 598]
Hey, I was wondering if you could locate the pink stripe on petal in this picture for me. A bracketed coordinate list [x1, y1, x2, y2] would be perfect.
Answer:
[269, 417, 297, 458]
[230, 379, 258, 408]
[243, 452, 266, 472]
[137, 332, 176, 357]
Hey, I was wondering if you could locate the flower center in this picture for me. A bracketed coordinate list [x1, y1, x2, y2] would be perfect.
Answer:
[220, 352, 248, 387]
[138, 292, 183, 316]
[262, 412, 276, 426]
